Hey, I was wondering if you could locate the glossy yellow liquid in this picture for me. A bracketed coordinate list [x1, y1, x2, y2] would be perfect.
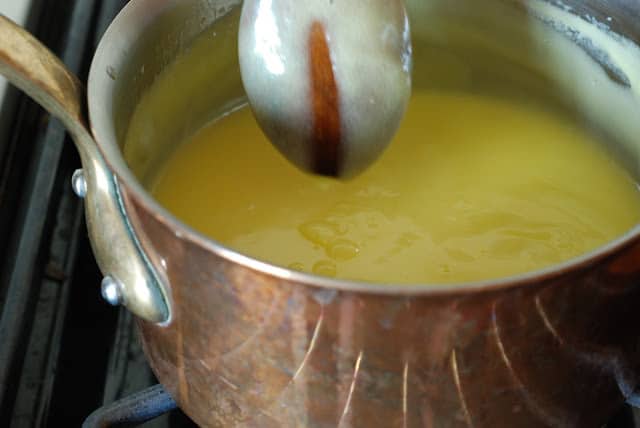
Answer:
[150, 92, 640, 284]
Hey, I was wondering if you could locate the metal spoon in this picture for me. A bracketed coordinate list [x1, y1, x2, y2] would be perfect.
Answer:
[239, 0, 412, 178]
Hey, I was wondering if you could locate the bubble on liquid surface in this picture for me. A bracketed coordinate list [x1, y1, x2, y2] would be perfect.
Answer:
[327, 239, 360, 261]
[312, 260, 337, 278]
[288, 262, 305, 271]
[299, 221, 341, 247]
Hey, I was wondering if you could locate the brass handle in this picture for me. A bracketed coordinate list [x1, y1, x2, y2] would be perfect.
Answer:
[0, 15, 170, 324]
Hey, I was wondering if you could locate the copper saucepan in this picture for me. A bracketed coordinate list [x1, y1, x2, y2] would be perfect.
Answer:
[2, 0, 640, 426]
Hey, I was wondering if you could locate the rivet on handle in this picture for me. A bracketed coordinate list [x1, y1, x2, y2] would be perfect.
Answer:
[101, 276, 124, 306]
[72, 169, 87, 198]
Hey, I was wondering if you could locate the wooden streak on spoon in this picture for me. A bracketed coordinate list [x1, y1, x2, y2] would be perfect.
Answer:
[309, 21, 342, 177]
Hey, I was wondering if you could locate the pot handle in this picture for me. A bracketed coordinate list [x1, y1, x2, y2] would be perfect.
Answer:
[0, 15, 171, 324]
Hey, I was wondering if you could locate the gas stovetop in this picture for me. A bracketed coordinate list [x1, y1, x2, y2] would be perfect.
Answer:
[0, 1, 195, 426]
[0, 0, 638, 427]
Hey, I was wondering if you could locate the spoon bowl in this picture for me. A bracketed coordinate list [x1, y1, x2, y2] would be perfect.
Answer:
[238, 0, 413, 178]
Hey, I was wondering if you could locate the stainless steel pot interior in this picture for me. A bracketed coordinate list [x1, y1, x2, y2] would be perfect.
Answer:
[88, 0, 640, 294]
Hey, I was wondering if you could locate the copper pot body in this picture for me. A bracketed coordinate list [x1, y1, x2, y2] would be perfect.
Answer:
[3, 0, 640, 427]
[131, 194, 640, 427]
[119, 1, 640, 426]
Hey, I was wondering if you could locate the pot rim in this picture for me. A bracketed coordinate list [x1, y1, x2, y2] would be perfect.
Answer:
[87, 0, 640, 297]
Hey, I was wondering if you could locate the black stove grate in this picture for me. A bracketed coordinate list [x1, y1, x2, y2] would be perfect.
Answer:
[0, 0, 195, 426]
[0, 0, 637, 427]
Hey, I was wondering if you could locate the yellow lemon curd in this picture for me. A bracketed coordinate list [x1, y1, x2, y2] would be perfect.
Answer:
[149, 92, 640, 284]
